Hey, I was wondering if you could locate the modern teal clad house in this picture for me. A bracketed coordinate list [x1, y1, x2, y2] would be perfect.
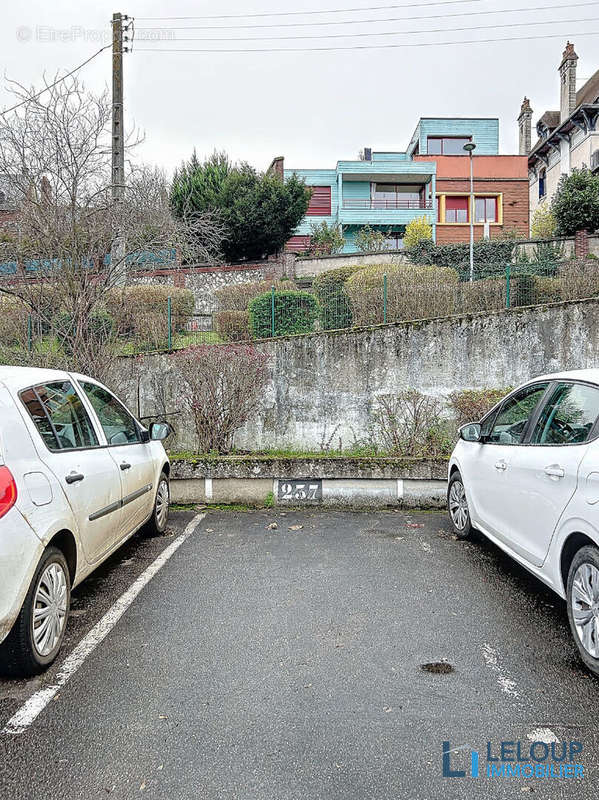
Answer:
[283, 117, 501, 253]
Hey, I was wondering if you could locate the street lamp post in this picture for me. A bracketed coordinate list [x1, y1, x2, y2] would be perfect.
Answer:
[463, 141, 476, 282]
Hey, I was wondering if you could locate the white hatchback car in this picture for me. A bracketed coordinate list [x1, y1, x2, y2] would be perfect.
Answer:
[0, 366, 171, 676]
[448, 369, 599, 675]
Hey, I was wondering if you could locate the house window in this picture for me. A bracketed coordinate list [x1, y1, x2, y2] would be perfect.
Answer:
[306, 186, 331, 216]
[427, 136, 472, 155]
[475, 196, 498, 223]
[373, 184, 423, 208]
[383, 233, 404, 250]
[445, 196, 469, 223]
[539, 168, 546, 199]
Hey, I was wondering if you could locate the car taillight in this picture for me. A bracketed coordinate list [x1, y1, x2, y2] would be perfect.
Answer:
[0, 466, 17, 519]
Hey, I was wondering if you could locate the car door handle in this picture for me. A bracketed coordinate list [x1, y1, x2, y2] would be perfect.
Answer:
[544, 465, 565, 479]
[120, 462, 131, 471]
[65, 472, 85, 484]
[494, 460, 508, 471]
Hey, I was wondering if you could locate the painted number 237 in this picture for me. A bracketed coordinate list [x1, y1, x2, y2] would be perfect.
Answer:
[280, 482, 320, 500]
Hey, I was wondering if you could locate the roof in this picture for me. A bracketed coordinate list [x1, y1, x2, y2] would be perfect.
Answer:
[537, 111, 560, 131]
[577, 69, 599, 106]
[532, 368, 599, 386]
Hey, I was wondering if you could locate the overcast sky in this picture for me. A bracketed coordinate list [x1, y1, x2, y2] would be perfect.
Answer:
[1, 1, 597, 175]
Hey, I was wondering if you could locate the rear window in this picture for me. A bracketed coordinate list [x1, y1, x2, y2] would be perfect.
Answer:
[20, 382, 99, 451]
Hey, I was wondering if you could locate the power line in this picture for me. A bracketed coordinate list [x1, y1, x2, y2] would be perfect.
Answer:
[135, 1, 598, 30]
[135, 0, 483, 21]
[0, 45, 110, 115]
[134, 29, 599, 53]
[141, 15, 599, 43]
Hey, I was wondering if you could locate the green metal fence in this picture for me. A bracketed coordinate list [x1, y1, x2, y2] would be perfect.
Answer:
[4, 258, 599, 356]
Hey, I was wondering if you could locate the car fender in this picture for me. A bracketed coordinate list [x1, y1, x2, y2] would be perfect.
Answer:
[545, 513, 599, 598]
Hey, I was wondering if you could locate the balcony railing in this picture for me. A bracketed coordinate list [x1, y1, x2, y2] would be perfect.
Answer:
[342, 198, 433, 210]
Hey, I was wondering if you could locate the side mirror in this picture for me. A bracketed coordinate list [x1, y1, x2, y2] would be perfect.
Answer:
[149, 421, 173, 441]
[460, 422, 483, 443]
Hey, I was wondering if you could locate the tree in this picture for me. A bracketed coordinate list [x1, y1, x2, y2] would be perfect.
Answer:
[552, 169, 599, 236]
[404, 216, 433, 249]
[530, 204, 557, 239]
[355, 225, 390, 253]
[170, 152, 311, 262]
[308, 221, 344, 255]
[0, 76, 224, 379]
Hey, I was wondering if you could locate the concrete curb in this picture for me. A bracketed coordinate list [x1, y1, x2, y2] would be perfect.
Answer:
[170, 475, 447, 509]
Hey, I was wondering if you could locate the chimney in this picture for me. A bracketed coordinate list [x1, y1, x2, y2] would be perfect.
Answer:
[518, 97, 533, 155]
[559, 41, 578, 122]
[267, 156, 284, 178]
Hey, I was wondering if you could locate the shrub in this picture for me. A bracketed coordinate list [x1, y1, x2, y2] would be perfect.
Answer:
[345, 263, 459, 326]
[552, 169, 599, 236]
[105, 285, 194, 349]
[173, 344, 270, 452]
[0, 296, 29, 346]
[403, 216, 433, 249]
[372, 390, 453, 457]
[354, 225, 390, 253]
[308, 221, 344, 256]
[248, 290, 319, 338]
[213, 310, 251, 341]
[531, 204, 557, 239]
[53, 310, 114, 354]
[556, 260, 599, 301]
[456, 277, 505, 314]
[312, 264, 364, 329]
[215, 279, 297, 311]
[448, 388, 513, 429]
[407, 238, 516, 278]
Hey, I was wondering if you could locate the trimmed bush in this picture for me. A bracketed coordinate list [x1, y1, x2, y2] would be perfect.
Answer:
[556, 260, 599, 302]
[213, 310, 251, 342]
[312, 264, 364, 330]
[215, 279, 297, 311]
[52, 311, 114, 354]
[105, 285, 195, 346]
[456, 277, 505, 314]
[407, 238, 516, 278]
[0, 296, 29, 346]
[345, 263, 459, 326]
[248, 290, 319, 338]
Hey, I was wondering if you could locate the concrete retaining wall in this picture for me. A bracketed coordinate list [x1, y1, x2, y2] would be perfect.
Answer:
[294, 251, 407, 278]
[117, 296, 599, 452]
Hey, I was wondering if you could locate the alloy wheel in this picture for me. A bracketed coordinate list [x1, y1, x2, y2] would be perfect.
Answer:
[571, 562, 599, 659]
[32, 562, 68, 657]
[156, 479, 169, 530]
[449, 480, 469, 531]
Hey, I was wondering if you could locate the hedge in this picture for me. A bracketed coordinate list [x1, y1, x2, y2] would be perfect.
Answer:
[215, 279, 297, 311]
[0, 296, 29, 346]
[312, 264, 365, 330]
[105, 285, 195, 343]
[345, 263, 459, 326]
[407, 238, 517, 278]
[248, 290, 319, 338]
[213, 310, 251, 342]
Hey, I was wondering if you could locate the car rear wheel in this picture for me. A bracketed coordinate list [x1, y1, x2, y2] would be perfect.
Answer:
[567, 545, 599, 677]
[145, 472, 170, 536]
[447, 471, 473, 539]
[0, 546, 71, 677]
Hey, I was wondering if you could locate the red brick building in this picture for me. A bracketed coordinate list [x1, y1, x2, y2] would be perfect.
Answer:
[414, 154, 529, 243]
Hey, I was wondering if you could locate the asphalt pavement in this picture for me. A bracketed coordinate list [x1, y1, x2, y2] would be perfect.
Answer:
[1, 508, 598, 799]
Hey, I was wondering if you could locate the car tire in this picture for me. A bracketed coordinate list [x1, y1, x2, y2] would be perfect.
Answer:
[447, 471, 473, 539]
[566, 545, 599, 677]
[144, 472, 170, 536]
[0, 546, 71, 678]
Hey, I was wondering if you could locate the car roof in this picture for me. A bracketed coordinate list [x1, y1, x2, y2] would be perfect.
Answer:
[0, 365, 79, 391]
[530, 369, 599, 387]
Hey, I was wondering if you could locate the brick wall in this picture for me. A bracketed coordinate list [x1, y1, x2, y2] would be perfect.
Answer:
[435, 178, 529, 244]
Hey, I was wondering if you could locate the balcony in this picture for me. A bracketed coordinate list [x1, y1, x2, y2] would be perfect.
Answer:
[342, 198, 433, 210]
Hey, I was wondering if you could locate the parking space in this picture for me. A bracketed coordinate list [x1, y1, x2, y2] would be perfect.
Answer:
[1, 509, 598, 799]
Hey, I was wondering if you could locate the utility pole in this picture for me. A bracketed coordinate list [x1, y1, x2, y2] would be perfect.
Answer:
[111, 12, 125, 204]
[111, 11, 129, 283]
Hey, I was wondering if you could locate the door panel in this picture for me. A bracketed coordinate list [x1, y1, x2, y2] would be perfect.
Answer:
[463, 382, 549, 544]
[502, 382, 599, 565]
[19, 382, 122, 563]
[77, 380, 155, 538]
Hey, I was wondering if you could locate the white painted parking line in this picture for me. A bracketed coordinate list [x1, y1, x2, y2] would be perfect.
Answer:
[481, 643, 520, 699]
[2, 513, 205, 736]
